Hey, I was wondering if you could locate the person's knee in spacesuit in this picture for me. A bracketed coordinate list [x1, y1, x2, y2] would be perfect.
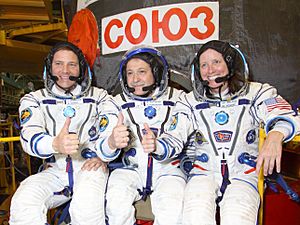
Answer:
[9, 41, 108, 225]
[94, 45, 186, 225]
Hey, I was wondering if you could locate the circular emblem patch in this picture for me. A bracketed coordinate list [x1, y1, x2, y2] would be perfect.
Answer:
[63, 106, 76, 118]
[144, 106, 156, 119]
[215, 111, 229, 125]
[246, 129, 256, 144]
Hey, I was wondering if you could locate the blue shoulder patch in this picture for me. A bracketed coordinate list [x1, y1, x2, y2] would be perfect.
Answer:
[169, 114, 178, 131]
[20, 108, 32, 125]
[99, 115, 109, 132]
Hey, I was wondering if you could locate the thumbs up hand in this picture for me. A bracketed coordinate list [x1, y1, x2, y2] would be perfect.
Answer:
[108, 113, 130, 150]
[142, 123, 157, 153]
[52, 117, 79, 155]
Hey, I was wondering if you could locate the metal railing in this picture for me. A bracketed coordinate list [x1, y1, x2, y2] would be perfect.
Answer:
[0, 122, 31, 194]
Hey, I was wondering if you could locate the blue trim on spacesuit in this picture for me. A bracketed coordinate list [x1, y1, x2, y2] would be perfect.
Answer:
[30, 132, 53, 158]
[54, 95, 83, 100]
[30, 133, 42, 151]
[20, 132, 28, 143]
[137, 154, 154, 200]
[90, 134, 99, 142]
[169, 149, 177, 158]
[194, 98, 251, 110]
[154, 139, 169, 161]
[163, 101, 175, 106]
[121, 102, 135, 109]
[42, 97, 96, 105]
[238, 99, 251, 105]
[42, 99, 57, 104]
[232, 178, 259, 192]
[99, 138, 121, 159]
[265, 116, 296, 142]
[83, 98, 95, 103]
[195, 102, 210, 109]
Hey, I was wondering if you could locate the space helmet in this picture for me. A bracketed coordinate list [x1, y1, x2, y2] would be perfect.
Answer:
[119, 45, 169, 101]
[43, 41, 92, 99]
[191, 40, 249, 101]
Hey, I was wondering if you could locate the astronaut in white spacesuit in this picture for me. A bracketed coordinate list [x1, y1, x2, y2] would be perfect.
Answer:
[146, 40, 300, 225]
[9, 42, 108, 225]
[95, 46, 186, 225]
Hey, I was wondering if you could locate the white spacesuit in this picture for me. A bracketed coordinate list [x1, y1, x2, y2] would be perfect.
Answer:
[95, 46, 186, 225]
[9, 42, 108, 225]
[156, 41, 300, 225]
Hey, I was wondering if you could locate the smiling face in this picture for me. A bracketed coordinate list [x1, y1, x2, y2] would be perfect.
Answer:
[126, 58, 155, 96]
[199, 48, 229, 93]
[51, 49, 80, 90]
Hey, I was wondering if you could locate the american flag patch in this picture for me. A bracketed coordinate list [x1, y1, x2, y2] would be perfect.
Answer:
[264, 97, 292, 112]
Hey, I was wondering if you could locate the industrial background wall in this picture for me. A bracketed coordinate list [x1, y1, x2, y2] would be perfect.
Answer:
[0, 1, 298, 224]
[75, 0, 300, 104]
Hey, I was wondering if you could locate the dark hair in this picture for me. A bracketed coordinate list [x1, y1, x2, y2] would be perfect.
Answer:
[44, 41, 88, 84]
[193, 40, 247, 96]
[227, 61, 247, 95]
[122, 52, 165, 88]
[43, 41, 92, 98]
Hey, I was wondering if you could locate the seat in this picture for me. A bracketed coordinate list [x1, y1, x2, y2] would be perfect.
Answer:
[135, 197, 154, 224]
[258, 125, 300, 225]
[258, 125, 266, 225]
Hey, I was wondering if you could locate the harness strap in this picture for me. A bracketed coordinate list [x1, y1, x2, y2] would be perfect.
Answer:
[66, 155, 74, 194]
[216, 159, 231, 204]
[137, 154, 154, 201]
[51, 200, 71, 225]
[52, 155, 74, 224]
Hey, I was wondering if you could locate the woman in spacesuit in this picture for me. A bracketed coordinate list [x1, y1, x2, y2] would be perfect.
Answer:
[146, 40, 300, 225]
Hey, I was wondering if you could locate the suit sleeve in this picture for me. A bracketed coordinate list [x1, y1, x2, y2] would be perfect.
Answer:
[19, 92, 55, 158]
[95, 97, 122, 162]
[156, 94, 196, 161]
[252, 83, 300, 142]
